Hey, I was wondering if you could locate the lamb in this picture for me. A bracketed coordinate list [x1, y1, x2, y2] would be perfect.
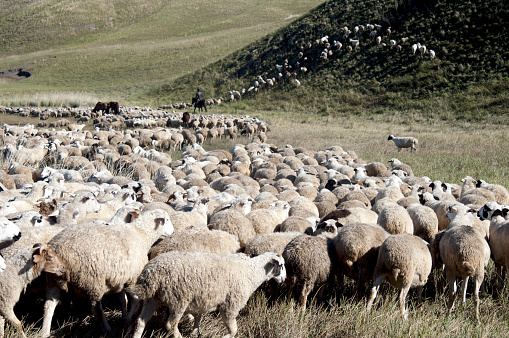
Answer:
[168, 197, 209, 232]
[420, 192, 458, 230]
[433, 225, 490, 321]
[387, 158, 414, 177]
[366, 233, 432, 319]
[387, 135, 418, 152]
[282, 233, 338, 311]
[148, 228, 240, 259]
[377, 204, 414, 235]
[40, 209, 174, 337]
[0, 244, 66, 338]
[334, 223, 389, 295]
[128, 251, 286, 338]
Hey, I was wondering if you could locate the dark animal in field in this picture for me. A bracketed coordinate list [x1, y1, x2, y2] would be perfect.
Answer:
[182, 111, 191, 128]
[108, 101, 120, 114]
[92, 102, 109, 113]
[192, 97, 207, 113]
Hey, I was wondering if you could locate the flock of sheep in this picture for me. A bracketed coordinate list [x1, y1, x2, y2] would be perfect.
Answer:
[0, 106, 508, 337]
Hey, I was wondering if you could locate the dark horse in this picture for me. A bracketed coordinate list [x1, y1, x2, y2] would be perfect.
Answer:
[192, 97, 207, 113]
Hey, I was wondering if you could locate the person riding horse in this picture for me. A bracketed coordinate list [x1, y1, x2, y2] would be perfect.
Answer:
[193, 88, 207, 112]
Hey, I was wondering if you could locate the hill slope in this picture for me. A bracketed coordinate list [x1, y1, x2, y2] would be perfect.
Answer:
[0, 0, 324, 104]
[158, 0, 509, 120]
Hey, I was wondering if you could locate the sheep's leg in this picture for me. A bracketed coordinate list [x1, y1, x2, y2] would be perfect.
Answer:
[446, 272, 457, 315]
[164, 305, 186, 338]
[0, 315, 4, 338]
[461, 276, 469, 305]
[91, 299, 111, 332]
[299, 282, 313, 312]
[473, 275, 483, 323]
[220, 311, 238, 338]
[118, 290, 128, 319]
[399, 283, 411, 319]
[2, 308, 24, 338]
[366, 275, 384, 312]
[191, 314, 202, 336]
[41, 286, 61, 338]
[132, 299, 161, 338]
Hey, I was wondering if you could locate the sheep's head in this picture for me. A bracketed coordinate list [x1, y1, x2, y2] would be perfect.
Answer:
[265, 254, 286, 284]
[32, 244, 66, 277]
[0, 216, 21, 242]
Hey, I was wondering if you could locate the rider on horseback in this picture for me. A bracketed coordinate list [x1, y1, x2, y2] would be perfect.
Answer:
[195, 88, 204, 101]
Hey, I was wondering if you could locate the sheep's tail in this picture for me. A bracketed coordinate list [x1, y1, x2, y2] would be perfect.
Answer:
[462, 261, 476, 275]
[392, 268, 401, 281]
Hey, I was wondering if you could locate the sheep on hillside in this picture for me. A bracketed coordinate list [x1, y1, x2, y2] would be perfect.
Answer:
[128, 251, 286, 338]
[387, 135, 418, 152]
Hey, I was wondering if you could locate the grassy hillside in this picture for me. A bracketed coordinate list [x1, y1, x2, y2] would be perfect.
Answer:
[0, 0, 324, 105]
[159, 0, 509, 121]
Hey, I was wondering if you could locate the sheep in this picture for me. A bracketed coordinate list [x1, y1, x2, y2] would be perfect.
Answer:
[377, 204, 414, 235]
[148, 228, 240, 259]
[245, 231, 302, 257]
[476, 179, 509, 205]
[406, 204, 439, 242]
[334, 223, 389, 295]
[0, 244, 66, 338]
[434, 225, 490, 321]
[429, 50, 435, 60]
[282, 233, 338, 311]
[0, 217, 21, 249]
[247, 200, 290, 234]
[209, 209, 256, 248]
[387, 135, 418, 152]
[128, 251, 286, 338]
[318, 207, 378, 227]
[40, 209, 174, 337]
[446, 202, 489, 239]
[278, 216, 316, 234]
[367, 233, 432, 319]
[168, 197, 209, 232]
[388, 158, 414, 177]
[477, 203, 509, 290]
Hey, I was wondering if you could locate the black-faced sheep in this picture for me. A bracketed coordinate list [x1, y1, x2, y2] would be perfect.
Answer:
[387, 135, 418, 152]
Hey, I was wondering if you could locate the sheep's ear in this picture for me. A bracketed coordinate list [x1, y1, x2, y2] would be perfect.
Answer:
[467, 208, 476, 214]
[441, 183, 447, 192]
[32, 244, 46, 264]
[503, 208, 509, 218]
[476, 180, 482, 188]
[82, 195, 90, 202]
[127, 210, 141, 223]
[429, 182, 435, 190]
[266, 258, 282, 275]
[72, 210, 80, 219]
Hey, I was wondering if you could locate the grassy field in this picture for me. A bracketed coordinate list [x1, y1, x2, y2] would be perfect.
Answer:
[2, 108, 509, 337]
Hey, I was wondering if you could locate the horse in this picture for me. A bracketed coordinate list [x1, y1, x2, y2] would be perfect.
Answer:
[192, 97, 207, 113]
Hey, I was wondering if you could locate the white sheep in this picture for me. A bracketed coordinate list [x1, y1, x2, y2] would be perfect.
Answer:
[0, 217, 21, 248]
[40, 209, 174, 337]
[366, 233, 432, 319]
[434, 225, 490, 321]
[128, 251, 286, 338]
[387, 134, 418, 152]
[0, 244, 66, 337]
[377, 204, 414, 235]
[429, 49, 435, 60]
